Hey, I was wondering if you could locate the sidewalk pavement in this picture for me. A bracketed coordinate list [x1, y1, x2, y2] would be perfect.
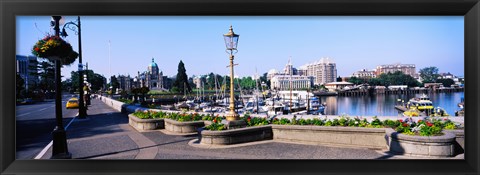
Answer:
[39, 98, 463, 160]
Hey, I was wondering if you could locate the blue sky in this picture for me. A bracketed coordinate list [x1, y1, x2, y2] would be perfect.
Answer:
[16, 16, 464, 81]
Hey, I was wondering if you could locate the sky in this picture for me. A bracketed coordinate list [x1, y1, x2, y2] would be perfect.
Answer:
[16, 16, 464, 81]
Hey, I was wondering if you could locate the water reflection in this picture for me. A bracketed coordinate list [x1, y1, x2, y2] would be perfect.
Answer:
[319, 92, 464, 116]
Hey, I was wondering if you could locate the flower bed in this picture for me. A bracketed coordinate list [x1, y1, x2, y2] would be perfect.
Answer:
[200, 125, 273, 145]
[164, 119, 205, 133]
[386, 128, 456, 157]
[130, 111, 212, 133]
[128, 112, 165, 131]
[271, 125, 387, 149]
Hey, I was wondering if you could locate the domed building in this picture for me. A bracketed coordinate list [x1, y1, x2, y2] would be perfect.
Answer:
[136, 58, 165, 90]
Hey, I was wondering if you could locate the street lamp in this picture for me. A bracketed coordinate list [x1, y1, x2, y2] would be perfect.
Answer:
[50, 16, 72, 159]
[223, 25, 245, 128]
[60, 16, 86, 119]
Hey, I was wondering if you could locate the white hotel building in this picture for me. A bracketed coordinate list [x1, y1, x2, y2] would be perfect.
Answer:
[300, 57, 337, 85]
[270, 75, 313, 90]
[268, 59, 313, 90]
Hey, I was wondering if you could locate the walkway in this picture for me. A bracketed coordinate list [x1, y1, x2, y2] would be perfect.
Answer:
[39, 98, 462, 159]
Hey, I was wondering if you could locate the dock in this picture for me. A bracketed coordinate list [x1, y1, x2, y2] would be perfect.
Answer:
[395, 105, 408, 112]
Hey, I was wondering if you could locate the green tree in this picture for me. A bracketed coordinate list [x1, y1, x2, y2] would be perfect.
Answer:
[69, 70, 106, 93]
[37, 61, 55, 92]
[336, 76, 342, 82]
[348, 77, 367, 85]
[436, 78, 455, 87]
[419, 66, 439, 83]
[173, 60, 191, 93]
[110, 75, 119, 94]
[373, 71, 420, 87]
[16, 74, 25, 99]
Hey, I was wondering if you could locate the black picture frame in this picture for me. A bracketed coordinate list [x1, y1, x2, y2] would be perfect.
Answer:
[1, 0, 478, 175]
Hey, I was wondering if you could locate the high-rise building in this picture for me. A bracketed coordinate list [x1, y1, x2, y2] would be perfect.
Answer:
[301, 57, 337, 85]
[376, 63, 416, 77]
[16, 55, 39, 92]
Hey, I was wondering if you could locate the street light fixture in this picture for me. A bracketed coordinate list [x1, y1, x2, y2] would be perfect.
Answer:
[223, 25, 245, 129]
[60, 16, 87, 119]
[50, 16, 72, 159]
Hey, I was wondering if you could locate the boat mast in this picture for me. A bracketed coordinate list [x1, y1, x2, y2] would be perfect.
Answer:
[289, 57, 293, 112]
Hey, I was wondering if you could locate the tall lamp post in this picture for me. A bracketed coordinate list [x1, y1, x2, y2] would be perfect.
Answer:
[223, 25, 245, 128]
[51, 16, 72, 159]
[60, 16, 86, 118]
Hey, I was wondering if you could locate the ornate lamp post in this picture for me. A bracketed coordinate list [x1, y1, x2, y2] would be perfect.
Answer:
[51, 16, 72, 159]
[223, 26, 245, 128]
[60, 16, 86, 118]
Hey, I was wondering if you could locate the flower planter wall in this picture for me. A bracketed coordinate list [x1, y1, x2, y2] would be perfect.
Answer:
[164, 119, 205, 133]
[386, 128, 456, 157]
[200, 125, 273, 145]
[271, 125, 387, 149]
[128, 114, 165, 131]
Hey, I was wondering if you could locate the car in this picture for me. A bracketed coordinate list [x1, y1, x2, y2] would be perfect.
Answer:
[66, 98, 79, 109]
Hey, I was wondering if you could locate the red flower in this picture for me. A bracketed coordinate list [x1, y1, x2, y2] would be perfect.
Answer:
[247, 118, 251, 122]
[398, 119, 403, 123]
[426, 122, 433, 127]
[402, 123, 408, 127]
[417, 120, 422, 123]
[213, 119, 217, 123]
[34, 47, 40, 52]
[443, 118, 448, 121]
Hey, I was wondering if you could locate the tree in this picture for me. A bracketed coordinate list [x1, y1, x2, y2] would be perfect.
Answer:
[173, 60, 191, 93]
[336, 76, 342, 82]
[348, 77, 367, 85]
[69, 70, 106, 93]
[110, 75, 119, 94]
[16, 74, 25, 99]
[436, 78, 455, 87]
[37, 61, 55, 92]
[371, 71, 421, 87]
[419, 66, 439, 83]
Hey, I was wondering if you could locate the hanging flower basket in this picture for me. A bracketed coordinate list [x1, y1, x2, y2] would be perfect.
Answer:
[32, 35, 78, 65]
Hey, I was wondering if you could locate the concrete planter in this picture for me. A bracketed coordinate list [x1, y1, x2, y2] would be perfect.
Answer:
[386, 128, 456, 157]
[128, 114, 165, 131]
[271, 125, 387, 149]
[164, 118, 205, 134]
[200, 125, 273, 145]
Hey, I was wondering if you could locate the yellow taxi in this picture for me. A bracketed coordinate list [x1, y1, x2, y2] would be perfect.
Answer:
[66, 98, 79, 109]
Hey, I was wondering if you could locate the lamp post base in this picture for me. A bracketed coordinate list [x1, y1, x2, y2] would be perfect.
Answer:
[51, 128, 72, 159]
[221, 119, 246, 130]
[225, 113, 240, 121]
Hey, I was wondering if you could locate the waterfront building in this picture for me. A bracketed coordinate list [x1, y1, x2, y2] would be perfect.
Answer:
[136, 58, 166, 91]
[438, 72, 456, 79]
[117, 75, 133, 92]
[301, 57, 337, 85]
[267, 69, 279, 81]
[375, 63, 416, 77]
[352, 69, 377, 79]
[16, 55, 39, 92]
[270, 75, 313, 90]
[324, 82, 354, 92]
[192, 76, 203, 89]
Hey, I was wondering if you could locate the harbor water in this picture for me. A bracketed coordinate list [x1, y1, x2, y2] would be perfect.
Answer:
[319, 92, 464, 117]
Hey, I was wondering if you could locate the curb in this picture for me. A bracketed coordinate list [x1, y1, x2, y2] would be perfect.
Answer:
[34, 113, 79, 159]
